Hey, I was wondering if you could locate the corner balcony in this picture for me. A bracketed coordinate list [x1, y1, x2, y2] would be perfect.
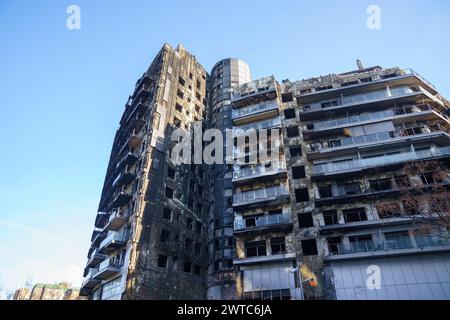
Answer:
[311, 146, 450, 181]
[86, 248, 107, 268]
[325, 235, 450, 261]
[233, 185, 290, 210]
[233, 117, 281, 138]
[232, 100, 279, 125]
[99, 232, 128, 254]
[118, 129, 145, 156]
[93, 258, 123, 280]
[234, 212, 293, 234]
[233, 161, 287, 185]
[307, 125, 450, 160]
[103, 208, 130, 232]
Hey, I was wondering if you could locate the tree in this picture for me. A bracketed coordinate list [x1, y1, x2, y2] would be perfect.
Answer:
[376, 160, 450, 231]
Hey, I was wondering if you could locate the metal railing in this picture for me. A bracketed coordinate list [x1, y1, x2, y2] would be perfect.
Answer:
[233, 185, 289, 206]
[233, 117, 281, 137]
[331, 236, 450, 255]
[306, 104, 444, 132]
[232, 100, 278, 119]
[233, 161, 286, 180]
[312, 146, 450, 175]
[234, 212, 292, 230]
[310, 125, 448, 152]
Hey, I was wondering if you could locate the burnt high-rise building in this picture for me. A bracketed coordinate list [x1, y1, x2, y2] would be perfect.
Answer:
[81, 44, 450, 300]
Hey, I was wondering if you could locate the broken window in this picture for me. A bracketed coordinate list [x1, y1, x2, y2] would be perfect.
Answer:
[323, 210, 339, 225]
[194, 265, 201, 275]
[167, 167, 175, 179]
[343, 207, 367, 223]
[186, 217, 193, 230]
[160, 229, 170, 243]
[295, 188, 310, 202]
[195, 221, 202, 235]
[162, 207, 172, 221]
[421, 172, 442, 185]
[298, 212, 314, 228]
[282, 92, 294, 103]
[284, 108, 296, 119]
[157, 254, 168, 268]
[292, 166, 306, 179]
[318, 185, 333, 198]
[178, 76, 186, 86]
[327, 237, 342, 255]
[289, 145, 302, 157]
[286, 126, 300, 137]
[177, 89, 184, 99]
[165, 187, 174, 199]
[301, 239, 318, 256]
[175, 103, 183, 113]
[185, 238, 193, 250]
[183, 262, 192, 273]
[245, 241, 267, 257]
[270, 237, 286, 254]
[370, 178, 392, 191]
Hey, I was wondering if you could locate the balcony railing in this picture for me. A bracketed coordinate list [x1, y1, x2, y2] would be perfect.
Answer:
[232, 100, 278, 119]
[94, 258, 123, 280]
[99, 232, 128, 253]
[305, 104, 445, 132]
[312, 146, 450, 176]
[233, 185, 289, 206]
[309, 125, 448, 153]
[233, 117, 281, 137]
[330, 236, 450, 256]
[234, 212, 292, 231]
[233, 161, 286, 181]
[104, 208, 130, 231]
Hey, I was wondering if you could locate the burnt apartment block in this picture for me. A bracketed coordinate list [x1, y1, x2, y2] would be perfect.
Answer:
[81, 44, 450, 300]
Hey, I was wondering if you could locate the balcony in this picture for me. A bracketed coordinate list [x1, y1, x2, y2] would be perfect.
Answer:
[99, 232, 128, 254]
[233, 185, 290, 209]
[307, 125, 450, 160]
[233, 161, 286, 184]
[233, 252, 296, 266]
[107, 190, 132, 211]
[299, 85, 441, 121]
[93, 258, 123, 280]
[326, 235, 450, 261]
[86, 248, 107, 268]
[94, 212, 109, 229]
[232, 100, 279, 125]
[91, 230, 107, 247]
[231, 77, 277, 108]
[112, 166, 136, 188]
[311, 146, 450, 181]
[303, 104, 449, 140]
[233, 117, 281, 138]
[296, 69, 438, 105]
[234, 212, 293, 233]
[81, 268, 101, 290]
[104, 209, 130, 231]
[118, 130, 145, 156]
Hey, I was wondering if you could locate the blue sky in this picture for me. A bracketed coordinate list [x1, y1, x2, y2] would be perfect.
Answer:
[0, 0, 449, 297]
